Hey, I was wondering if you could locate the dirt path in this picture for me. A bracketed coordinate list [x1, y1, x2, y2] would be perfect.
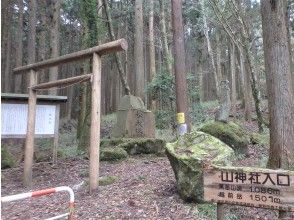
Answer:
[1, 155, 198, 220]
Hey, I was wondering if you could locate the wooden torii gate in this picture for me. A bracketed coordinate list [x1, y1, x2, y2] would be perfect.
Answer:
[13, 39, 128, 192]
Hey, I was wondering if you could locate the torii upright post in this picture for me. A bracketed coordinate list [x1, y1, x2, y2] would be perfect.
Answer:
[89, 53, 101, 192]
[24, 69, 37, 186]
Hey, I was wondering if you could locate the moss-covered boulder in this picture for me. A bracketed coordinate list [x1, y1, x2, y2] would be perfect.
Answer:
[200, 121, 249, 153]
[165, 132, 234, 202]
[1, 147, 15, 169]
[101, 138, 166, 155]
[100, 147, 128, 161]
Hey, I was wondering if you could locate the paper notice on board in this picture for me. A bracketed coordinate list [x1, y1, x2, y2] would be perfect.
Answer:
[1, 103, 56, 135]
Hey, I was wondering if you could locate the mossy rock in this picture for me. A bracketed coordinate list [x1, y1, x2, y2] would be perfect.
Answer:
[100, 147, 128, 161]
[200, 121, 249, 153]
[99, 176, 119, 186]
[100, 138, 166, 155]
[1, 147, 16, 169]
[165, 131, 234, 203]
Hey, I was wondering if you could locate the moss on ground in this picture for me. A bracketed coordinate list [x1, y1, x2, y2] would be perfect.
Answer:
[99, 176, 119, 186]
[100, 147, 128, 161]
[200, 121, 249, 153]
[100, 138, 166, 155]
[165, 132, 234, 202]
[1, 147, 15, 169]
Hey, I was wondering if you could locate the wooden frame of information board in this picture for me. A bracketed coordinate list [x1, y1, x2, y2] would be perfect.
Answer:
[203, 166, 294, 219]
[1, 93, 67, 163]
[13, 39, 128, 193]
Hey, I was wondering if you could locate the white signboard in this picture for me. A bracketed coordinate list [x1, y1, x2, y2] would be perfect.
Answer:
[1, 103, 56, 135]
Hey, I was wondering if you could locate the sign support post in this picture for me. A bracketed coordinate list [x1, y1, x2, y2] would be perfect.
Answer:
[24, 69, 37, 186]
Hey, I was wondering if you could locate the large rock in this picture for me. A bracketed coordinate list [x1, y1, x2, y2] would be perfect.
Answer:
[200, 121, 250, 153]
[112, 95, 155, 138]
[165, 132, 234, 202]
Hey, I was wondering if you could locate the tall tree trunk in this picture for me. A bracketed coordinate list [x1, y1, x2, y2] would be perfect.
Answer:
[159, 0, 172, 75]
[216, 30, 223, 83]
[102, 0, 130, 95]
[239, 47, 251, 122]
[171, 0, 189, 134]
[48, 0, 60, 95]
[148, 0, 156, 110]
[230, 42, 237, 119]
[38, 0, 47, 94]
[28, 0, 37, 70]
[15, 0, 24, 93]
[261, 0, 294, 170]
[134, 0, 145, 101]
[4, 17, 12, 93]
[201, 0, 219, 98]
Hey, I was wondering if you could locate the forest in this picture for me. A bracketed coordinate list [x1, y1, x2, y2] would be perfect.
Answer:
[1, 0, 294, 219]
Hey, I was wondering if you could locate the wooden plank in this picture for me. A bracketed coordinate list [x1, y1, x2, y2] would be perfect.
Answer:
[204, 167, 294, 212]
[14, 39, 127, 74]
[52, 104, 60, 164]
[31, 74, 92, 90]
[89, 52, 101, 192]
[1, 134, 55, 139]
[1, 93, 67, 103]
[23, 70, 37, 186]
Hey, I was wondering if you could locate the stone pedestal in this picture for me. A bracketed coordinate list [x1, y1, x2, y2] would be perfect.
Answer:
[112, 95, 155, 138]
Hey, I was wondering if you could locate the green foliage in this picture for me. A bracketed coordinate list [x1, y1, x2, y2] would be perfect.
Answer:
[196, 204, 217, 220]
[1, 147, 15, 169]
[147, 71, 175, 110]
[154, 110, 175, 129]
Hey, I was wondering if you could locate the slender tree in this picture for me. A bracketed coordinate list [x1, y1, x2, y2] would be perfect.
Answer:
[15, 0, 24, 93]
[148, 0, 156, 110]
[134, 0, 145, 101]
[171, 0, 189, 134]
[48, 0, 61, 95]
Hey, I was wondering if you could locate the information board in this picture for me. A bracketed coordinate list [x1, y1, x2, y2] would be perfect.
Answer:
[204, 167, 294, 211]
[1, 103, 56, 136]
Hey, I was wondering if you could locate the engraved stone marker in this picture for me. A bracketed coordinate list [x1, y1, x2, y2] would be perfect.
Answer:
[112, 95, 155, 138]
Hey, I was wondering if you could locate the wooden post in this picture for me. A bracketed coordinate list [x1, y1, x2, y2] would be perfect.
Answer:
[23, 69, 37, 186]
[217, 203, 225, 220]
[52, 104, 60, 163]
[89, 53, 101, 193]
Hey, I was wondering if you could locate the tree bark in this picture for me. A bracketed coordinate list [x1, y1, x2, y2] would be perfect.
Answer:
[4, 17, 12, 93]
[230, 42, 237, 119]
[160, 0, 172, 75]
[48, 0, 60, 95]
[103, 0, 130, 95]
[149, 0, 156, 110]
[171, 0, 189, 134]
[261, 0, 294, 170]
[134, 0, 145, 101]
[239, 47, 251, 122]
[15, 0, 24, 93]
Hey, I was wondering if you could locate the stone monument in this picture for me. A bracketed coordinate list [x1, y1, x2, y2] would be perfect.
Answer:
[112, 95, 155, 138]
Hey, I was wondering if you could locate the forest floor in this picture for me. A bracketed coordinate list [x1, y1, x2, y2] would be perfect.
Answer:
[1, 105, 294, 220]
